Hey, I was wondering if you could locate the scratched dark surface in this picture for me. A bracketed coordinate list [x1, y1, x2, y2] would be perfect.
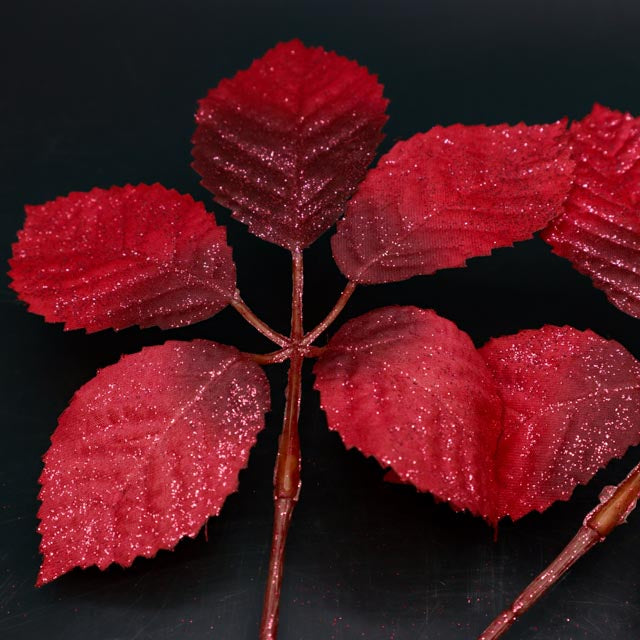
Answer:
[2, 1, 640, 638]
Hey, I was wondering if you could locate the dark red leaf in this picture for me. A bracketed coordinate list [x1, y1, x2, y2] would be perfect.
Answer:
[542, 105, 640, 318]
[37, 340, 270, 585]
[332, 122, 574, 283]
[313, 307, 503, 520]
[192, 39, 388, 249]
[314, 308, 640, 524]
[481, 325, 640, 521]
[9, 184, 236, 332]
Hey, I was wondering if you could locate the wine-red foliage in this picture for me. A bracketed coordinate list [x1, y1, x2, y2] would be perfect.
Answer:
[37, 340, 270, 585]
[314, 308, 640, 524]
[9, 184, 236, 332]
[482, 325, 640, 520]
[192, 39, 388, 250]
[332, 122, 574, 283]
[313, 306, 502, 519]
[542, 104, 640, 318]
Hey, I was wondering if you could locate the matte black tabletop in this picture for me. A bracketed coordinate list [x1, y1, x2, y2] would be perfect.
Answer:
[2, 2, 640, 638]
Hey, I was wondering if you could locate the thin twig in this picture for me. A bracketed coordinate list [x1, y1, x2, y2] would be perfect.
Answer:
[248, 348, 293, 365]
[478, 460, 640, 640]
[259, 249, 304, 640]
[302, 281, 356, 347]
[247, 345, 325, 366]
[231, 291, 290, 347]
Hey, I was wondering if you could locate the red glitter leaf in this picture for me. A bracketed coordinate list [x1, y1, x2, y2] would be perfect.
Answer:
[542, 105, 640, 318]
[314, 308, 640, 523]
[37, 340, 270, 585]
[313, 307, 503, 520]
[9, 184, 236, 332]
[332, 122, 574, 283]
[481, 326, 640, 521]
[192, 39, 388, 249]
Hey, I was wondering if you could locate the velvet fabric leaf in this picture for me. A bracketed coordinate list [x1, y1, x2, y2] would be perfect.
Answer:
[37, 340, 270, 585]
[542, 105, 640, 318]
[332, 121, 574, 283]
[9, 184, 236, 332]
[313, 306, 503, 520]
[481, 326, 640, 521]
[314, 307, 640, 524]
[192, 39, 388, 249]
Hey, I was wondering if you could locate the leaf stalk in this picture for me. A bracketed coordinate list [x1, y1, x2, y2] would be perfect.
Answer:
[231, 292, 290, 347]
[302, 281, 356, 347]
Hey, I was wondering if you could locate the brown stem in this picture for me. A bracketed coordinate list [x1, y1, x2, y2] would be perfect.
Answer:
[478, 460, 640, 640]
[247, 345, 325, 366]
[302, 281, 356, 347]
[248, 348, 293, 365]
[259, 249, 304, 640]
[231, 291, 290, 348]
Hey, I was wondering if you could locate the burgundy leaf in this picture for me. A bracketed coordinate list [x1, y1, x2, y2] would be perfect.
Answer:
[332, 122, 574, 283]
[192, 39, 388, 249]
[314, 307, 640, 524]
[37, 340, 270, 585]
[481, 325, 640, 521]
[313, 306, 503, 520]
[9, 184, 236, 332]
[542, 105, 640, 318]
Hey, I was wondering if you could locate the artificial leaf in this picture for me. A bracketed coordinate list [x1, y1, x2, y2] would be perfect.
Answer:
[314, 307, 640, 524]
[192, 39, 388, 250]
[37, 340, 270, 585]
[332, 121, 574, 283]
[542, 104, 640, 318]
[313, 306, 503, 520]
[9, 184, 236, 332]
[481, 325, 640, 521]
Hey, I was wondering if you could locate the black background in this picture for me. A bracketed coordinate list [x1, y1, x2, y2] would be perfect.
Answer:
[2, 1, 640, 639]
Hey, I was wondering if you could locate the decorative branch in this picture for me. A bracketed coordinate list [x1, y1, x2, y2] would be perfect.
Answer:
[478, 459, 640, 640]
[231, 291, 290, 347]
[260, 249, 304, 640]
[14, 38, 640, 640]
[302, 281, 356, 347]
